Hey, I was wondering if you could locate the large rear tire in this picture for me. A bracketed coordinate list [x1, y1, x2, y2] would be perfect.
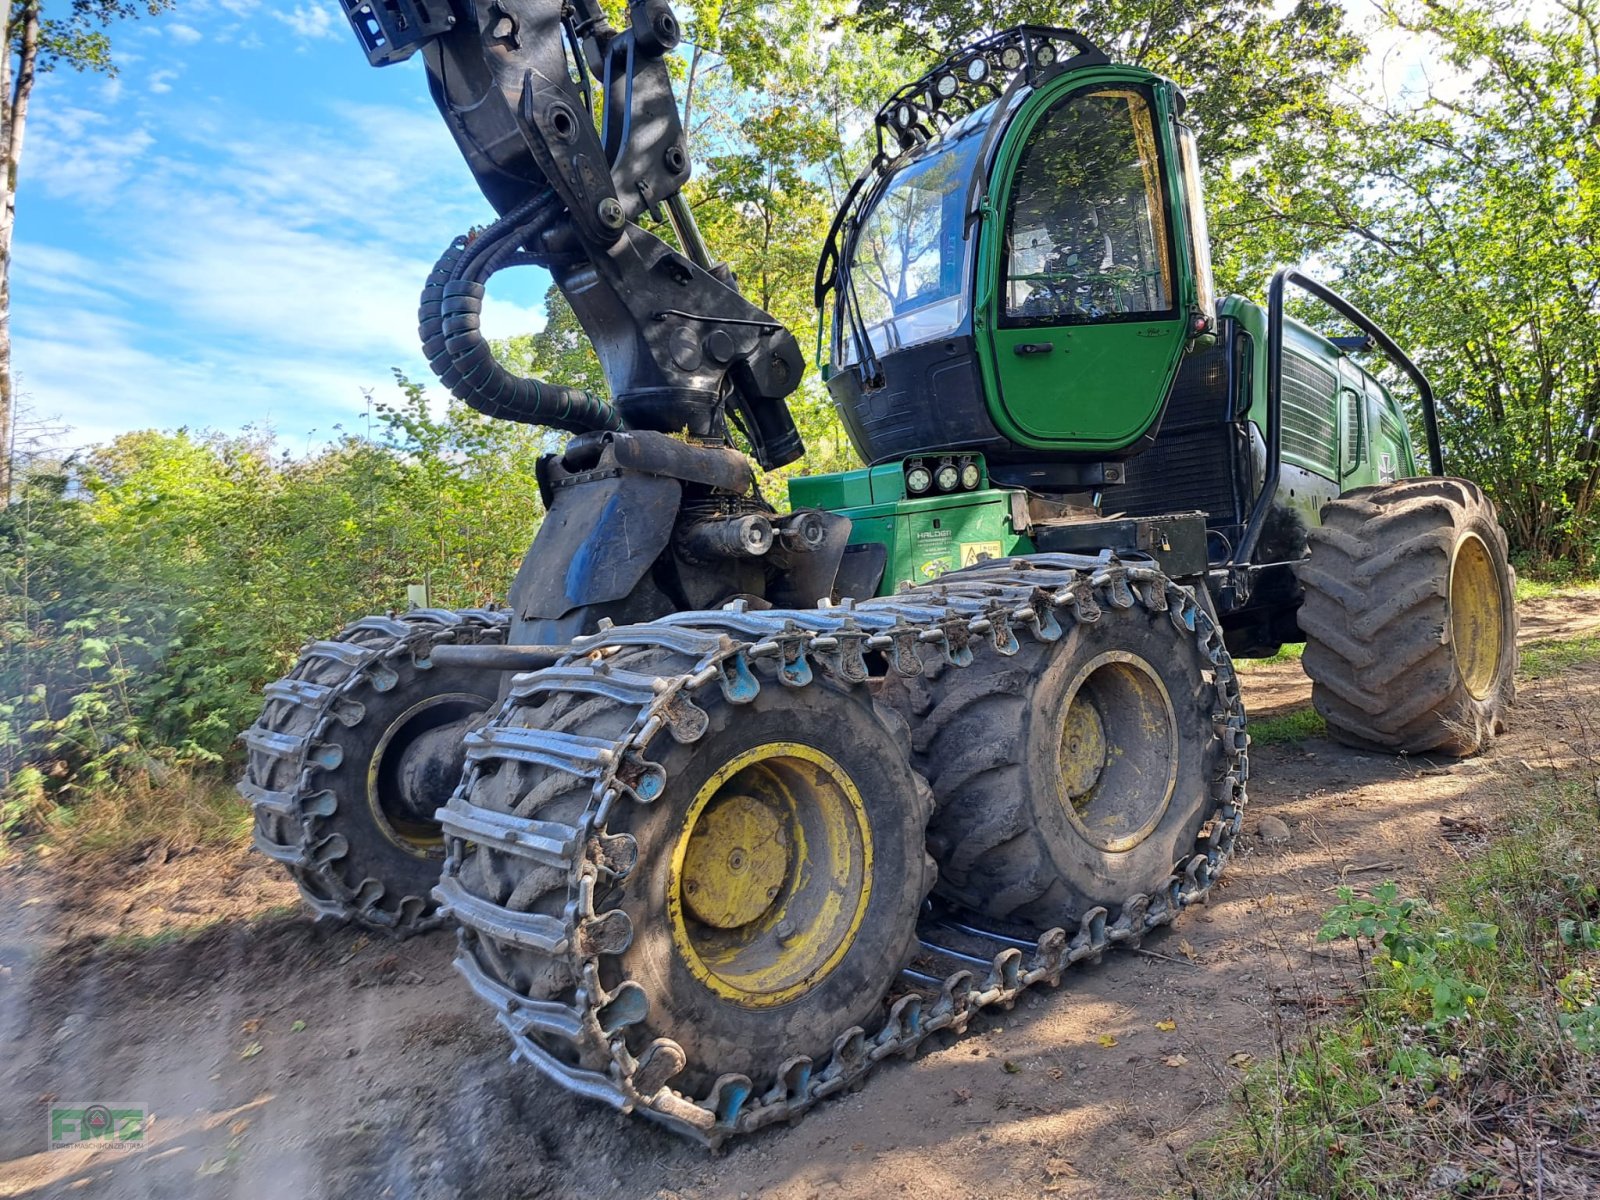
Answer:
[445, 647, 934, 1097]
[1296, 477, 1518, 756]
[240, 609, 508, 935]
[880, 585, 1230, 931]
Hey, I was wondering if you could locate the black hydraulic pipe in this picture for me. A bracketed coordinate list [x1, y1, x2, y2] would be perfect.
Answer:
[1234, 268, 1443, 569]
[426, 644, 568, 671]
[1278, 268, 1443, 476]
[417, 199, 623, 434]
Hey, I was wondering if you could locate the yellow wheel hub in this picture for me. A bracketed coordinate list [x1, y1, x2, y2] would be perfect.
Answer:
[1059, 695, 1109, 806]
[1054, 652, 1179, 853]
[1450, 532, 1504, 701]
[680, 794, 790, 929]
[668, 743, 872, 1009]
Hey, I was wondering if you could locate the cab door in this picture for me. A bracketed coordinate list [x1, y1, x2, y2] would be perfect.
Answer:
[984, 82, 1193, 451]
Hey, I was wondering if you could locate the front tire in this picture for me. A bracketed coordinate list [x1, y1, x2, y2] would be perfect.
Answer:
[881, 584, 1230, 931]
[444, 648, 934, 1097]
[240, 609, 508, 935]
[1296, 477, 1518, 756]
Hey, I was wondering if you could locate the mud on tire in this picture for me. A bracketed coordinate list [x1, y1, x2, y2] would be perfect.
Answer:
[239, 608, 508, 935]
[445, 648, 935, 1098]
[1296, 477, 1518, 756]
[880, 587, 1230, 931]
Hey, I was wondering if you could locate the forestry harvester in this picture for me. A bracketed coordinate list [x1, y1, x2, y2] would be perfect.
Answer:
[240, 0, 1518, 1146]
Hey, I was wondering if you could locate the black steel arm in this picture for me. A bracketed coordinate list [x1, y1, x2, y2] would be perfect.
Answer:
[1234, 266, 1444, 567]
[338, 0, 805, 467]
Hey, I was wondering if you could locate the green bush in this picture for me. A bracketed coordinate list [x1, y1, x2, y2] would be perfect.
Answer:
[0, 380, 549, 825]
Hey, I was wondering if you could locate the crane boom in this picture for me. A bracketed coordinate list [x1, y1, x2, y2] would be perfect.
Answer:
[338, 0, 805, 467]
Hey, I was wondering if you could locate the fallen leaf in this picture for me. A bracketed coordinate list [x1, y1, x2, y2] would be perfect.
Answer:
[229, 1119, 250, 1136]
[240, 1018, 262, 1035]
[1097, 1034, 1118, 1048]
[1228, 1051, 1254, 1069]
[197, 1159, 229, 1177]
[1002, 1060, 1021, 1074]
[1163, 1053, 1189, 1068]
[239, 1042, 263, 1060]
[1177, 940, 1198, 962]
[1155, 1019, 1177, 1032]
[290, 1020, 306, 1033]
[1045, 1066, 1063, 1081]
[1044, 1156, 1078, 1178]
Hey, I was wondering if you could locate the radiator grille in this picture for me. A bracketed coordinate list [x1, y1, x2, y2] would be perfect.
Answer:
[1280, 353, 1338, 473]
[1113, 427, 1242, 522]
[1113, 329, 1241, 523]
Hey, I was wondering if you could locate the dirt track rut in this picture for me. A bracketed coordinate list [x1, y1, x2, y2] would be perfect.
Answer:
[1, 592, 1596, 1199]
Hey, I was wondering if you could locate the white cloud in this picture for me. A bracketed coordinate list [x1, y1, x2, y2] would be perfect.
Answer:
[27, 104, 155, 204]
[12, 73, 558, 448]
[168, 23, 203, 45]
[14, 244, 120, 305]
[11, 306, 388, 452]
[274, 4, 340, 42]
[148, 68, 179, 94]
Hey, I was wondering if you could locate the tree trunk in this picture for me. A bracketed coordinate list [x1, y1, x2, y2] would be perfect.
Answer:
[0, 1, 38, 508]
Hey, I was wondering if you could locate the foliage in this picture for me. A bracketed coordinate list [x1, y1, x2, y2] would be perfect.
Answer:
[1320, 881, 1496, 1027]
[1243, 706, 1325, 744]
[31, 0, 175, 74]
[1199, 775, 1600, 1196]
[0, 383, 547, 826]
[1272, 0, 1600, 567]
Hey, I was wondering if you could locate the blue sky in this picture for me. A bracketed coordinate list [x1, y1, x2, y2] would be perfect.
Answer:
[15, 0, 550, 452]
[16, 0, 1456, 454]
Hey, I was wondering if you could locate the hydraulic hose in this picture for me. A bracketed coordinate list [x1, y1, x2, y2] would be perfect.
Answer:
[417, 197, 623, 434]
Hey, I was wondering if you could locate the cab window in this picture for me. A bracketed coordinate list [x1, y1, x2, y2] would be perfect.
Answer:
[1002, 88, 1174, 325]
[842, 129, 985, 364]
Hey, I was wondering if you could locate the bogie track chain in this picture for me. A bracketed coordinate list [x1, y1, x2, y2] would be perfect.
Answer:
[241, 607, 511, 934]
[435, 553, 1249, 1146]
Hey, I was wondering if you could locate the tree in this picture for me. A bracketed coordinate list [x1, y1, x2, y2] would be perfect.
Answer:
[492, 283, 608, 400]
[1265, 0, 1600, 567]
[0, 0, 173, 507]
[850, 0, 1365, 295]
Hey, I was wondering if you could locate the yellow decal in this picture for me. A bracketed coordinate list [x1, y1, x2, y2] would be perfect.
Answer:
[959, 541, 1003, 568]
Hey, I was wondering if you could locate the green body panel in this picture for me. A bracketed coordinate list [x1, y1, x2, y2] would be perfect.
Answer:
[988, 322, 1189, 445]
[791, 465, 1032, 595]
[1224, 295, 1420, 495]
[973, 68, 1203, 453]
[786, 463, 907, 511]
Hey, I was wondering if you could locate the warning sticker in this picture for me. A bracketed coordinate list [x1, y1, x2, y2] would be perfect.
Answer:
[919, 557, 954, 580]
[959, 541, 1004, 568]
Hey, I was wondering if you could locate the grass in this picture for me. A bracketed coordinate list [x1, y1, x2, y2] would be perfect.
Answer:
[1190, 770, 1600, 1198]
[1522, 634, 1600, 680]
[1249, 707, 1327, 745]
[5, 767, 253, 862]
[1236, 642, 1306, 671]
[1513, 575, 1600, 603]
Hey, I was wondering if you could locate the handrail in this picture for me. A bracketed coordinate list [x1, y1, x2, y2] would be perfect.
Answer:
[1232, 267, 1443, 568]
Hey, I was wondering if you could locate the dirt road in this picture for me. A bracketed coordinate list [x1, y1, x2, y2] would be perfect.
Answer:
[2, 592, 1597, 1200]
